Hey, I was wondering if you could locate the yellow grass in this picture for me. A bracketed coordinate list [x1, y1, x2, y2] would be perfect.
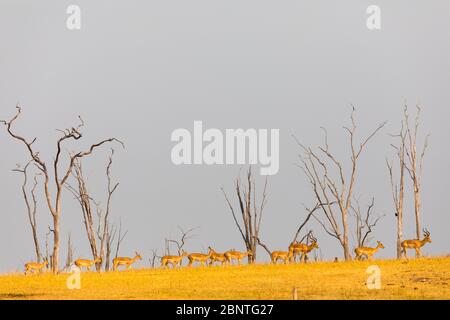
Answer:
[0, 257, 449, 300]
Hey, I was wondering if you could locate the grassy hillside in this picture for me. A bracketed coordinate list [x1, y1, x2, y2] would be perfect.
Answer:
[0, 257, 449, 300]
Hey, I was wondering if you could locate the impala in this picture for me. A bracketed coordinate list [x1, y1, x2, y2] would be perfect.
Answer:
[271, 248, 294, 264]
[161, 250, 188, 268]
[187, 250, 212, 267]
[224, 250, 253, 265]
[208, 247, 227, 266]
[289, 235, 319, 263]
[401, 229, 431, 258]
[74, 257, 102, 271]
[355, 241, 384, 260]
[24, 259, 48, 275]
[113, 252, 142, 271]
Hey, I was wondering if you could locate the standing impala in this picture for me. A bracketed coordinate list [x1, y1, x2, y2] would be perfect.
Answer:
[401, 229, 431, 258]
[290, 235, 319, 263]
[24, 259, 48, 275]
[270, 248, 294, 264]
[113, 252, 142, 271]
[208, 247, 227, 266]
[187, 249, 212, 267]
[224, 249, 253, 265]
[161, 251, 188, 268]
[74, 257, 102, 271]
[355, 241, 385, 260]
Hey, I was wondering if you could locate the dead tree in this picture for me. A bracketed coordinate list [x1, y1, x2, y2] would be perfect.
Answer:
[1, 106, 123, 273]
[65, 149, 119, 271]
[387, 120, 407, 258]
[149, 249, 159, 268]
[295, 107, 386, 260]
[222, 167, 268, 263]
[114, 220, 128, 258]
[98, 150, 119, 268]
[403, 106, 429, 257]
[13, 161, 42, 262]
[166, 226, 197, 255]
[105, 223, 116, 271]
[65, 233, 74, 268]
[65, 159, 99, 269]
[45, 227, 53, 268]
[351, 197, 384, 248]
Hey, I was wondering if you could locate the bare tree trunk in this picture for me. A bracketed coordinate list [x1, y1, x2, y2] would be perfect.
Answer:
[222, 168, 268, 264]
[52, 214, 60, 273]
[342, 211, 350, 260]
[403, 106, 429, 257]
[65, 233, 74, 268]
[13, 162, 42, 262]
[115, 221, 128, 258]
[105, 223, 116, 271]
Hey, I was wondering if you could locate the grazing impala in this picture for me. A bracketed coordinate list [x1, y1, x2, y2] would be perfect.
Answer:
[161, 251, 188, 268]
[290, 235, 319, 263]
[187, 250, 212, 267]
[74, 257, 102, 271]
[24, 259, 48, 275]
[224, 250, 253, 265]
[355, 241, 385, 260]
[271, 248, 294, 264]
[208, 247, 227, 266]
[113, 252, 142, 271]
[401, 229, 431, 259]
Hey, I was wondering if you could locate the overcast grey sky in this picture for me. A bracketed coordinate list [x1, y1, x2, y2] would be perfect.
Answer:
[1, 1, 449, 272]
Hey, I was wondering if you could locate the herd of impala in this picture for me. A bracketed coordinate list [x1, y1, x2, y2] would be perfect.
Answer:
[23, 229, 432, 274]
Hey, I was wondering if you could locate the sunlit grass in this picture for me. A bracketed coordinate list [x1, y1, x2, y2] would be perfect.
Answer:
[0, 257, 449, 300]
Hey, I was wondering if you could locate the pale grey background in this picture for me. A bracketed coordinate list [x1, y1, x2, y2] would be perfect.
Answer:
[0, 1, 449, 272]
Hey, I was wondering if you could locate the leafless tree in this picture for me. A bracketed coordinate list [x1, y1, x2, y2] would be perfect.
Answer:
[166, 226, 197, 255]
[65, 159, 99, 269]
[65, 149, 119, 271]
[1, 106, 123, 273]
[149, 249, 159, 268]
[114, 220, 128, 258]
[387, 120, 407, 258]
[98, 150, 120, 268]
[222, 167, 268, 263]
[12, 161, 42, 262]
[65, 233, 74, 268]
[351, 197, 384, 248]
[294, 107, 386, 260]
[104, 223, 116, 271]
[45, 227, 53, 269]
[403, 106, 429, 257]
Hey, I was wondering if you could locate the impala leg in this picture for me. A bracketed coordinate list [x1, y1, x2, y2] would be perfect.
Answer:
[402, 248, 408, 260]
